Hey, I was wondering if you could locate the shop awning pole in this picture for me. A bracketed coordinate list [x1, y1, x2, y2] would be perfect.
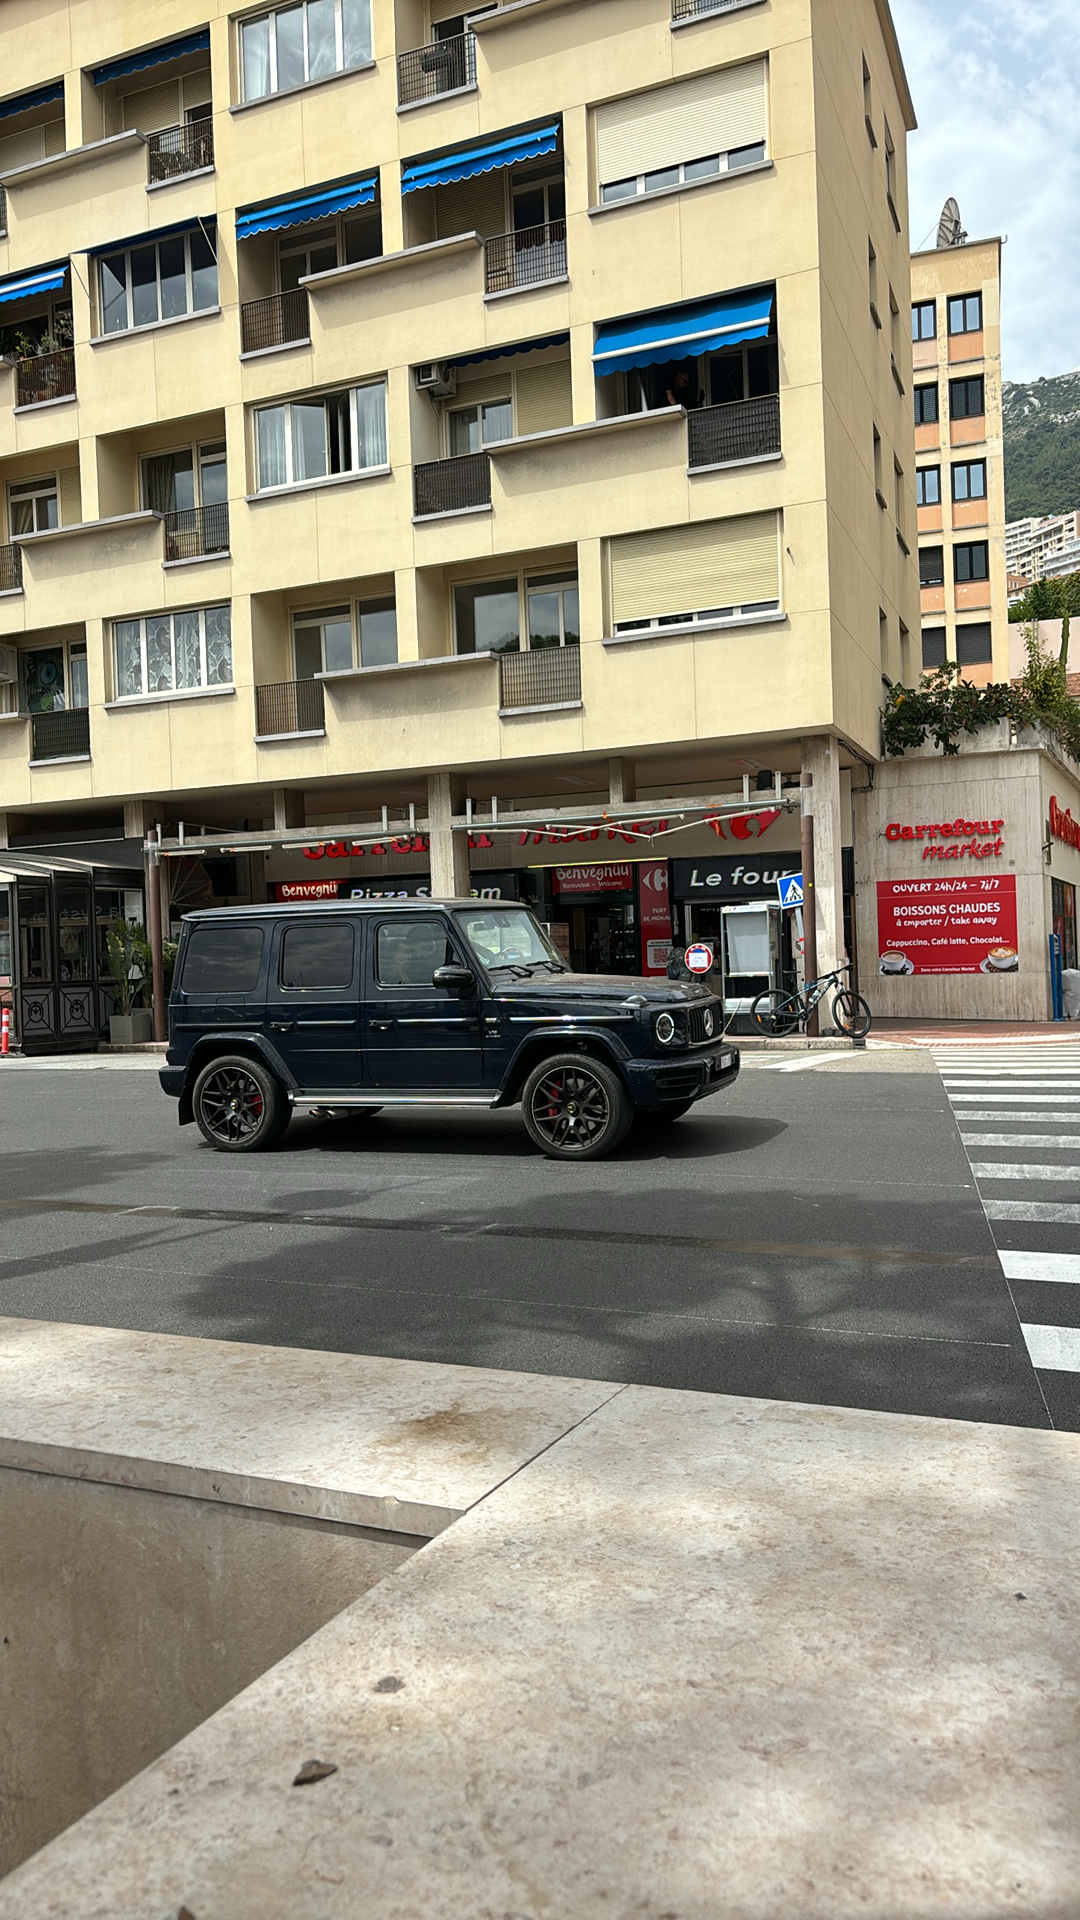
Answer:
[145, 829, 166, 1044]
[801, 771, 818, 1037]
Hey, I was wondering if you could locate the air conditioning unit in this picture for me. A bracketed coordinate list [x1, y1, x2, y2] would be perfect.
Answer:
[414, 361, 457, 397]
[0, 645, 18, 684]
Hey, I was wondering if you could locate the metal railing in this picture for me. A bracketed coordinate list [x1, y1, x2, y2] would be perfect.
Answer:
[413, 451, 491, 517]
[240, 289, 310, 355]
[0, 543, 22, 592]
[31, 707, 90, 761]
[397, 31, 476, 105]
[255, 679, 326, 737]
[499, 645, 581, 710]
[687, 392, 781, 470]
[672, 0, 752, 16]
[147, 115, 214, 183]
[163, 503, 230, 563]
[485, 221, 568, 294]
[0, 187, 6, 237]
[16, 348, 76, 408]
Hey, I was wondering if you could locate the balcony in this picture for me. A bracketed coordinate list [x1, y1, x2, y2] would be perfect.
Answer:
[499, 646, 581, 713]
[164, 503, 230, 564]
[146, 116, 214, 185]
[0, 543, 22, 592]
[413, 451, 491, 518]
[255, 679, 325, 739]
[485, 222, 567, 296]
[672, 0, 756, 16]
[240, 289, 310, 356]
[15, 349, 76, 409]
[397, 32, 476, 107]
[687, 394, 781, 471]
[30, 707, 90, 761]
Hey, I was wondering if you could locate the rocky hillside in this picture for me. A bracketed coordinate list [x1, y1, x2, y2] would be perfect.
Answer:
[1003, 369, 1080, 520]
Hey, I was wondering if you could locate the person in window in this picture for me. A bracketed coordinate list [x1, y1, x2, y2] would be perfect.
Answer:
[653, 363, 703, 410]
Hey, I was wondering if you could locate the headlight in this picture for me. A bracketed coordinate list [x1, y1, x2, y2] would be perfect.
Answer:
[655, 1011, 677, 1044]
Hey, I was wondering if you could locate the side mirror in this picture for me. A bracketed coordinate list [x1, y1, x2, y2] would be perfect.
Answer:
[433, 964, 476, 994]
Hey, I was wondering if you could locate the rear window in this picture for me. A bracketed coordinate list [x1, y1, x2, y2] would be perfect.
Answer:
[280, 921, 354, 989]
[181, 923, 265, 995]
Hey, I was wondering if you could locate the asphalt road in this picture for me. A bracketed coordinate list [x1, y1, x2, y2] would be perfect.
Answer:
[0, 1052, 1063, 1430]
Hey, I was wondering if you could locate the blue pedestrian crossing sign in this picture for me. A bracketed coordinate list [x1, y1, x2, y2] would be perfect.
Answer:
[777, 872, 804, 910]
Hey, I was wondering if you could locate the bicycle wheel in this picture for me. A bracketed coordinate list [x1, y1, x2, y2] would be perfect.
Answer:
[751, 990, 801, 1037]
[833, 989, 872, 1038]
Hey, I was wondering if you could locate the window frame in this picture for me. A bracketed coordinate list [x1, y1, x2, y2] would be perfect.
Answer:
[953, 541, 990, 584]
[274, 206, 382, 292]
[919, 546, 945, 589]
[921, 626, 947, 670]
[278, 917, 356, 990]
[374, 917, 458, 989]
[949, 375, 985, 421]
[915, 466, 941, 508]
[139, 439, 227, 514]
[911, 300, 936, 343]
[253, 378, 388, 493]
[913, 383, 939, 425]
[239, 0, 373, 103]
[951, 458, 987, 502]
[112, 604, 233, 700]
[290, 595, 400, 674]
[292, 603, 354, 678]
[8, 473, 59, 537]
[97, 228, 218, 337]
[600, 141, 767, 207]
[955, 621, 992, 666]
[445, 395, 514, 457]
[947, 292, 982, 336]
[453, 569, 582, 657]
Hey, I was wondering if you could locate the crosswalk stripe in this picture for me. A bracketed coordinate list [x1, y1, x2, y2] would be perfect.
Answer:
[983, 1200, 1080, 1223]
[969, 1162, 1080, 1181]
[951, 1110, 1080, 1122]
[1019, 1324, 1080, 1372]
[946, 1095, 1080, 1106]
[961, 1134, 1080, 1148]
[1000, 1251, 1080, 1284]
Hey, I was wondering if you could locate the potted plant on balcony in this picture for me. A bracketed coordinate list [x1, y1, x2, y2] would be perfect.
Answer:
[104, 918, 154, 1046]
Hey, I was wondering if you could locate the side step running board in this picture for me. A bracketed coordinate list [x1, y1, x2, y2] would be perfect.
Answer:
[290, 1093, 498, 1111]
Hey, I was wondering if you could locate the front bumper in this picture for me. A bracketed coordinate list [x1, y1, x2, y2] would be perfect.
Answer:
[159, 1066, 186, 1099]
[624, 1043, 740, 1110]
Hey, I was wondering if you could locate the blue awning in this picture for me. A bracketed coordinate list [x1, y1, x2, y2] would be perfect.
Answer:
[92, 29, 211, 88]
[0, 265, 67, 306]
[236, 175, 378, 241]
[401, 122, 560, 195]
[593, 289, 774, 376]
[0, 82, 64, 121]
[450, 331, 569, 371]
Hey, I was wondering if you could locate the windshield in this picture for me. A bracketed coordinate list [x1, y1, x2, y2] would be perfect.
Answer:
[455, 907, 566, 973]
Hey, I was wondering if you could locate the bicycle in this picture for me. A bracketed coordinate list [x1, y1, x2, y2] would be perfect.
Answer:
[750, 963, 872, 1039]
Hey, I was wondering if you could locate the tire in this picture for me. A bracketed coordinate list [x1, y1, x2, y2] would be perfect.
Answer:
[521, 1053, 634, 1161]
[192, 1054, 290, 1153]
[639, 1099, 696, 1124]
[751, 990, 800, 1037]
[833, 989, 873, 1038]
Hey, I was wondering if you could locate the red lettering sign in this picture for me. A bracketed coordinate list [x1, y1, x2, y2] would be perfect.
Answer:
[553, 864, 635, 896]
[876, 877, 1018, 976]
[275, 881, 340, 902]
[708, 810, 781, 841]
[1049, 795, 1080, 852]
[884, 815, 1005, 861]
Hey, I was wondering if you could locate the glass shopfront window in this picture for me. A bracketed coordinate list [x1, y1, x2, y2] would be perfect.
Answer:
[18, 885, 51, 983]
[1053, 878, 1077, 972]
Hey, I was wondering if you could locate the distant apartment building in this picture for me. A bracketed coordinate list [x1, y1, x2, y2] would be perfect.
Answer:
[909, 237, 1007, 687]
[1006, 511, 1080, 597]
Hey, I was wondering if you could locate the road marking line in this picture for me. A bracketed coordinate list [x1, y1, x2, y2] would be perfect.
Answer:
[984, 1200, 1080, 1223]
[961, 1134, 1080, 1148]
[951, 1110, 1080, 1123]
[1020, 1324, 1080, 1373]
[764, 1052, 853, 1073]
[969, 1162, 1080, 1182]
[944, 1094, 1080, 1104]
[1000, 1251, 1080, 1285]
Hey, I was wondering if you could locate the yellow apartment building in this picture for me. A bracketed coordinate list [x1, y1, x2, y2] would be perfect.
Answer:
[909, 234, 1008, 688]
[0, 0, 920, 1049]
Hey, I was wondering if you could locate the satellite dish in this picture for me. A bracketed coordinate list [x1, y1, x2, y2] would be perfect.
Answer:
[936, 197, 967, 248]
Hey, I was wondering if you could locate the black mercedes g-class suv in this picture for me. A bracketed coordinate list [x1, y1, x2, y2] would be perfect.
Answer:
[159, 899, 739, 1161]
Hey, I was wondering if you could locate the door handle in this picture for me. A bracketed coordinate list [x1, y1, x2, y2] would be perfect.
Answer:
[370, 1018, 396, 1031]
[270, 1020, 296, 1032]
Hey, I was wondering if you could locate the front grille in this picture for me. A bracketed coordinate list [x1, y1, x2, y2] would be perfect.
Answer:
[686, 1002, 722, 1045]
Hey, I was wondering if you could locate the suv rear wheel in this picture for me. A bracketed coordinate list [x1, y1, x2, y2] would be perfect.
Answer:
[521, 1053, 633, 1161]
[192, 1054, 290, 1153]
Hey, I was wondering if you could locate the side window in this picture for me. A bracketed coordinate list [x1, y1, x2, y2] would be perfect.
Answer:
[375, 919, 455, 986]
[280, 920, 355, 988]
[181, 924, 265, 993]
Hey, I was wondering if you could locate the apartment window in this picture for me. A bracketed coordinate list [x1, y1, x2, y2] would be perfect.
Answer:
[868, 240, 879, 321]
[913, 384, 939, 425]
[601, 145, 765, 204]
[954, 541, 989, 583]
[526, 574, 580, 648]
[98, 229, 217, 335]
[862, 57, 875, 141]
[893, 458, 904, 525]
[359, 595, 397, 666]
[254, 381, 387, 490]
[952, 459, 987, 501]
[596, 62, 767, 206]
[454, 579, 522, 655]
[883, 118, 897, 205]
[915, 467, 941, 508]
[911, 301, 936, 342]
[921, 626, 946, 669]
[8, 475, 58, 536]
[240, 0, 372, 102]
[292, 594, 398, 674]
[919, 546, 944, 588]
[447, 396, 512, 455]
[950, 376, 985, 420]
[113, 605, 232, 698]
[872, 426, 884, 500]
[276, 211, 381, 291]
[956, 622, 992, 665]
[610, 513, 779, 633]
[141, 442, 226, 515]
[947, 293, 982, 335]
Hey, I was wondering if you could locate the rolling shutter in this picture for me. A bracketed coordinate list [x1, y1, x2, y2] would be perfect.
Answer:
[120, 79, 182, 132]
[454, 371, 514, 405]
[436, 169, 507, 240]
[609, 513, 779, 624]
[58, 466, 82, 527]
[515, 359, 573, 436]
[0, 125, 48, 172]
[595, 61, 766, 187]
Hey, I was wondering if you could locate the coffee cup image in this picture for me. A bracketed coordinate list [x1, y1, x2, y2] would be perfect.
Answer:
[985, 945, 1019, 972]
[879, 950, 911, 974]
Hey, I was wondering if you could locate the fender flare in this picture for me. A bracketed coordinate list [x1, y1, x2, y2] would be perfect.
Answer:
[494, 1027, 632, 1107]
[176, 1032, 297, 1125]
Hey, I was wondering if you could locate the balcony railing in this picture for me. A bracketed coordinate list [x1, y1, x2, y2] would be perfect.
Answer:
[255, 679, 326, 738]
[0, 186, 6, 237]
[485, 221, 568, 295]
[147, 115, 214, 183]
[672, 0, 752, 17]
[0, 543, 22, 592]
[16, 348, 76, 408]
[397, 31, 476, 106]
[499, 645, 581, 712]
[413, 451, 491, 517]
[31, 707, 90, 761]
[687, 393, 781, 470]
[240, 289, 310, 355]
[164, 503, 230, 563]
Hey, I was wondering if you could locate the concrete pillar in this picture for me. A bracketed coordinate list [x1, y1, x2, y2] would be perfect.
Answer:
[428, 772, 470, 897]
[123, 799, 149, 842]
[800, 734, 844, 980]
[0, 813, 9, 849]
[608, 757, 635, 807]
[273, 789, 305, 833]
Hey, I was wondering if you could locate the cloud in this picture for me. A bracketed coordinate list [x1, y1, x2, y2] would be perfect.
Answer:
[890, 0, 1080, 381]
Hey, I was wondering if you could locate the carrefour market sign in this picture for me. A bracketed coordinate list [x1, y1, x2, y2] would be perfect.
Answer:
[885, 815, 1004, 862]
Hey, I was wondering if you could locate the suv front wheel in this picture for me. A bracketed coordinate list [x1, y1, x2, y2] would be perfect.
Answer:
[192, 1054, 290, 1153]
[521, 1053, 633, 1161]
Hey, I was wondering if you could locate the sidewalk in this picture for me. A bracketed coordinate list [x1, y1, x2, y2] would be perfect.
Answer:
[870, 1018, 1080, 1047]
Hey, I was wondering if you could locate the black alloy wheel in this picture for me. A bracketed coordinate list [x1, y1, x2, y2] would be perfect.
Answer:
[833, 988, 873, 1038]
[521, 1053, 633, 1161]
[192, 1054, 289, 1153]
[750, 989, 801, 1037]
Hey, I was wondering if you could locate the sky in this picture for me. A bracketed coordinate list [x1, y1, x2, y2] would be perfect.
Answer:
[888, 0, 1080, 384]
